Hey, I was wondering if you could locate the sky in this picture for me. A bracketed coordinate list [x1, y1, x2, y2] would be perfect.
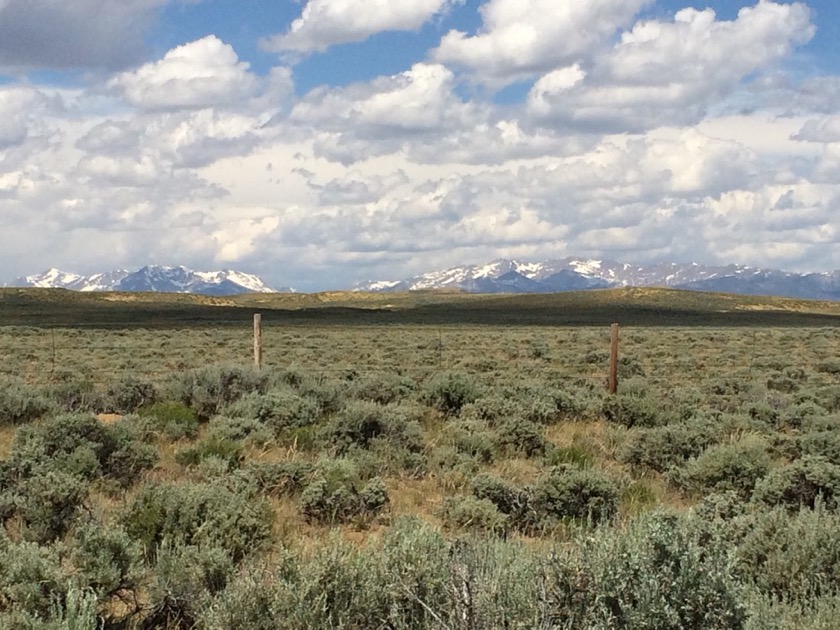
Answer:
[1, 0, 839, 291]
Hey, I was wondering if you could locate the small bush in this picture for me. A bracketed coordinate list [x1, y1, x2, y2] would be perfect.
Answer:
[767, 372, 800, 394]
[470, 473, 533, 530]
[602, 394, 674, 428]
[166, 364, 267, 420]
[798, 431, 840, 465]
[358, 477, 390, 516]
[119, 481, 274, 563]
[175, 436, 242, 469]
[6, 413, 157, 487]
[104, 375, 157, 414]
[0, 529, 67, 620]
[692, 490, 748, 522]
[298, 377, 346, 416]
[197, 566, 280, 630]
[667, 436, 771, 499]
[0, 378, 53, 426]
[618, 420, 723, 472]
[44, 370, 102, 413]
[441, 496, 508, 535]
[546, 442, 597, 469]
[816, 359, 840, 376]
[244, 460, 314, 497]
[47, 586, 101, 630]
[800, 411, 840, 433]
[324, 401, 424, 454]
[276, 424, 320, 452]
[70, 520, 142, 600]
[352, 372, 416, 405]
[753, 456, 840, 510]
[496, 382, 583, 424]
[14, 469, 89, 543]
[549, 511, 746, 629]
[223, 389, 319, 435]
[530, 465, 619, 526]
[421, 371, 480, 415]
[459, 395, 524, 425]
[137, 401, 199, 440]
[781, 401, 826, 431]
[738, 504, 840, 602]
[298, 460, 389, 525]
[620, 479, 658, 513]
[747, 402, 780, 428]
[206, 415, 274, 446]
[444, 420, 497, 464]
[618, 356, 645, 378]
[142, 543, 236, 630]
[495, 418, 548, 458]
[816, 386, 840, 413]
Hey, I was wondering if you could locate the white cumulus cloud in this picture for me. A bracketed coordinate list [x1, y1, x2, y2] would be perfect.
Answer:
[526, 1, 814, 132]
[262, 0, 461, 54]
[290, 62, 485, 163]
[108, 36, 261, 111]
[432, 0, 651, 85]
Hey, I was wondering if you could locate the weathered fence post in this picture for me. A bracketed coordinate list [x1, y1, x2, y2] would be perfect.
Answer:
[608, 323, 619, 395]
[253, 313, 262, 370]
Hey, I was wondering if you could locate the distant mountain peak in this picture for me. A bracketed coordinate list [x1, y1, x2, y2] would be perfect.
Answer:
[353, 257, 840, 301]
[6, 265, 289, 296]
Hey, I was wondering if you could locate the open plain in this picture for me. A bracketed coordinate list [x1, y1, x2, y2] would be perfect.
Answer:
[2, 287, 840, 628]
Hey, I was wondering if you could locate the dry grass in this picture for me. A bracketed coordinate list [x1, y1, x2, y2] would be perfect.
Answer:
[545, 420, 611, 449]
[385, 476, 445, 525]
[488, 458, 542, 484]
[0, 424, 15, 459]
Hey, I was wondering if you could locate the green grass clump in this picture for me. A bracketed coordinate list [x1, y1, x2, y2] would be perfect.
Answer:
[137, 400, 199, 439]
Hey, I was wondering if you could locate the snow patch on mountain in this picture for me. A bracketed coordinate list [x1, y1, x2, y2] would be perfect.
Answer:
[27, 268, 82, 288]
[361, 280, 402, 291]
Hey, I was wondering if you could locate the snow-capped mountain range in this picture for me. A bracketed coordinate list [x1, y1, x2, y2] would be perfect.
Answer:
[7, 258, 840, 300]
[354, 258, 840, 301]
[5, 266, 290, 296]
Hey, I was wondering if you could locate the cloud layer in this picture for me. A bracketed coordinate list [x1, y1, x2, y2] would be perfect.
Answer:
[0, 0, 838, 291]
[0, 0, 165, 71]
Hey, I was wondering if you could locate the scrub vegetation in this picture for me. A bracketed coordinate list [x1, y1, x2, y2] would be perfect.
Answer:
[1, 288, 840, 628]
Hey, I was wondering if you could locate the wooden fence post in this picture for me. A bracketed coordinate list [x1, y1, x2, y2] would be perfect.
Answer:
[608, 323, 619, 395]
[253, 313, 262, 370]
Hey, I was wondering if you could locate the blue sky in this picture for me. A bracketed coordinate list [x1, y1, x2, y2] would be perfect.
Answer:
[1, 0, 839, 290]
